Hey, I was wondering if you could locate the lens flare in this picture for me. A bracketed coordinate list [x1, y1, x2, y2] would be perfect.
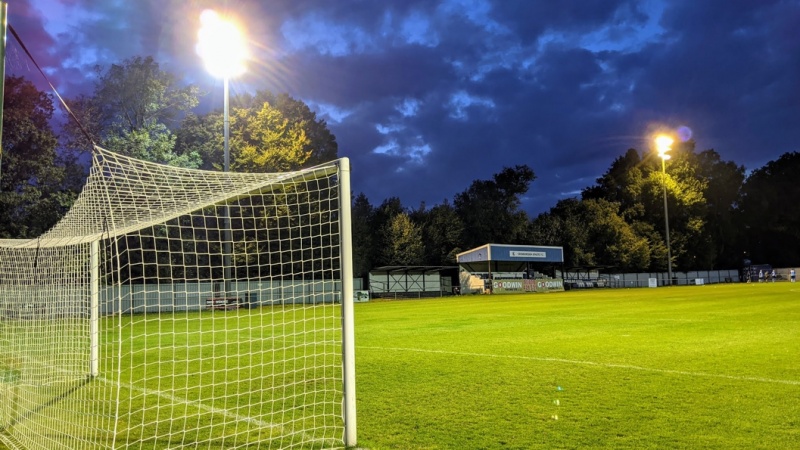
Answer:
[677, 125, 693, 142]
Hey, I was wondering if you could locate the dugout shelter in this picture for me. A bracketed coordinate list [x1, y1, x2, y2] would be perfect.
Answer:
[457, 243, 565, 294]
[368, 265, 459, 298]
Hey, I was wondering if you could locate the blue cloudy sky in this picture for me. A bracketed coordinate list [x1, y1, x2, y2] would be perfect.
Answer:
[6, 0, 800, 215]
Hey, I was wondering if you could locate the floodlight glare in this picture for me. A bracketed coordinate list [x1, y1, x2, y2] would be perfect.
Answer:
[655, 135, 674, 159]
[197, 9, 247, 79]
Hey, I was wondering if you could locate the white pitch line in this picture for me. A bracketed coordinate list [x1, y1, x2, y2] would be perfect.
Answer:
[96, 376, 337, 447]
[361, 346, 800, 386]
[99, 376, 282, 429]
[6, 358, 341, 448]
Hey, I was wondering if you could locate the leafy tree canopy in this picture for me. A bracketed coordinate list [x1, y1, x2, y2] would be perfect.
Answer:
[0, 77, 80, 238]
[454, 165, 535, 249]
[63, 56, 201, 167]
[380, 213, 424, 266]
[176, 90, 338, 172]
[94, 56, 200, 133]
[739, 152, 800, 266]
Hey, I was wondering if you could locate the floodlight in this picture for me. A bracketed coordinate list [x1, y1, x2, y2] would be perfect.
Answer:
[197, 9, 247, 79]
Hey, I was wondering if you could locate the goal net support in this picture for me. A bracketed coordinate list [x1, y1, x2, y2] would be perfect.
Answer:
[0, 146, 356, 449]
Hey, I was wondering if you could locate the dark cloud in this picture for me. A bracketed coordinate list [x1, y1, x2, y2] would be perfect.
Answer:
[7, 0, 800, 215]
[4, 1, 58, 70]
[488, 0, 640, 42]
[285, 46, 457, 106]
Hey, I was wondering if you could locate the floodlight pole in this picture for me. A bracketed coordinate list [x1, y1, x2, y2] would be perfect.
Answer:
[224, 77, 230, 173]
[223, 76, 232, 294]
[661, 154, 673, 285]
[197, 9, 242, 297]
[654, 135, 675, 286]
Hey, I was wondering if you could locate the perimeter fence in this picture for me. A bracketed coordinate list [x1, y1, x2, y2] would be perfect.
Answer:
[564, 269, 741, 289]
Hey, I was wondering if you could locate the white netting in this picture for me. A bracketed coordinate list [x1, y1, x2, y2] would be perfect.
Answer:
[0, 146, 353, 449]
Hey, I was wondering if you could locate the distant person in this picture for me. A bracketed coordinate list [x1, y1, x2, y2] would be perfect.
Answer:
[791, 268, 796, 283]
[771, 269, 777, 282]
[758, 270, 764, 283]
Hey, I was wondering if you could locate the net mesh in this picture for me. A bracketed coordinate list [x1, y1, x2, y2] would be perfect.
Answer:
[0, 146, 349, 449]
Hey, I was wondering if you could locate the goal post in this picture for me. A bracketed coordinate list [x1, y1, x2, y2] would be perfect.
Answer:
[90, 239, 99, 378]
[0, 147, 356, 449]
[339, 157, 357, 447]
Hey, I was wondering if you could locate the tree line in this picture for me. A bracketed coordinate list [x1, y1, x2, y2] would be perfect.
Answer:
[1, 56, 797, 277]
[353, 142, 800, 276]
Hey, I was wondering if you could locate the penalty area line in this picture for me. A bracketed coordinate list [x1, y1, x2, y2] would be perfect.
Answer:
[360, 346, 800, 386]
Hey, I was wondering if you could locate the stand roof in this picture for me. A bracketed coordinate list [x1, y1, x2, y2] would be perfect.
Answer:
[456, 243, 564, 264]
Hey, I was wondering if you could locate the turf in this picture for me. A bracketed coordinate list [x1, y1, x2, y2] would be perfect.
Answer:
[1, 306, 343, 450]
[2, 283, 798, 449]
[353, 283, 800, 449]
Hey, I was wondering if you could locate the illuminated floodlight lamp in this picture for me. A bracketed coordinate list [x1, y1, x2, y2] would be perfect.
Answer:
[655, 135, 674, 160]
[196, 9, 247, 79]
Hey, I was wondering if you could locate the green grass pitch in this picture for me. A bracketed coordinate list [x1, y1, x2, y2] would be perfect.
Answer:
[1, 306, 343, 450]
[2, 283, 799, 449]
[354, 283, 800, 449]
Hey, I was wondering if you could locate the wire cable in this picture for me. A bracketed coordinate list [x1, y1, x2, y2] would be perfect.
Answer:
[7, 24, 96, 147]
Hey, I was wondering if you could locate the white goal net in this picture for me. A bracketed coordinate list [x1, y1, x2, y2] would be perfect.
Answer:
[0, 146, 356, 449]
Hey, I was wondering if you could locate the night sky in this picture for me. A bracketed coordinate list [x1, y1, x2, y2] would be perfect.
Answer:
[6, 0, 800, 215]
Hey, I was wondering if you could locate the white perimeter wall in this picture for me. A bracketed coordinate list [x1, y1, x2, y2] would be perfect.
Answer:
[3, 279, 365, 317]
[99, 279, 363, 314]
[591, 270, 740, 287]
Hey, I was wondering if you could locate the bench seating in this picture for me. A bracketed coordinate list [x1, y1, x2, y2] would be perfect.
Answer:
[206, 297, 240, 310]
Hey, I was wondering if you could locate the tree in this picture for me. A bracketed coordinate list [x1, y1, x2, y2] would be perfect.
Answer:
[248, 91, 338, 165]
[454, 165, 535, 249]
[369, 197, 407, 267]
[581, 199, 651, 271]
[380, 213, 424, 265]
[176, 91, 339, 173]
[690, 150, 745, 268]
[230, 102, 312, 172]
[529, 198, 592, 267]
[173, 112, 223, 171]
[94, 56, 200, 133]
[582, 148, 646, 220]
[739, 152, 800, 266]
[650, 141, 709, 271]
[351, 193, 377, 278]
[0, 77, 80, 238]
[530, 198, 650, 270]
[416, 200, 464, 265]
[64, 56, 201, 167]
[580, 141, 746, 271]
[103, 123, 200, 168]
[60, 94, 104, 158]
[630, 220, 670, 271]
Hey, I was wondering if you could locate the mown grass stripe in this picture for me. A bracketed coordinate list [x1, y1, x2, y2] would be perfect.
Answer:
[360, 345, 800, 386]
